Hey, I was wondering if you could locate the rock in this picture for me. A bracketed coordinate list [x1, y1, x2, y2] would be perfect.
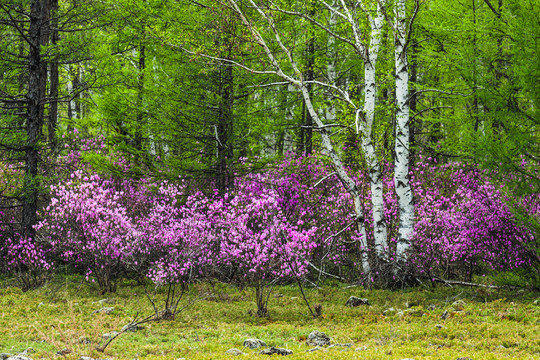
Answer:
[56, 348, 71, 356]
[243, 338, 267, 349]
[98, 298, 116, 305]
[355, 346, 368, 351]
[345, 296, 369, 307]
[452, 300, 466, 306]
[78, 336, 91, 344]
[435, 324, 445, 329]
[306, 331, 331, 346]
[92, 307, 114, 315]
[441, 310, 449, 320]
[121, 324, 144, 333]
[19, 349, 33, 355]
[101, 331, 119, 339]
[328, 343, 353, 348]
[427, 304, 436, 310]
[259, 347, 292, 356]
[273, 293, 284, 298]
[533, 299, 539, 305]
[225, 348, 245, 356]
[78, 357, 94, 360]
[306, 348, 321, 352]
[456, 358, 473, 360]
[496, 345, 506, 349]
[6, 357, 33, 360]
[0, 354, 11, 360]
[383, 307, 395, 315]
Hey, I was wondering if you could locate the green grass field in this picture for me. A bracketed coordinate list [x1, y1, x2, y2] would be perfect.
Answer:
[1, 277, 539, 359]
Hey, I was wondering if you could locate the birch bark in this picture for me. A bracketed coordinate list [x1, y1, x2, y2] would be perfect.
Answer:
[393, 0, 415, 260]
[360, 1, 387, 258]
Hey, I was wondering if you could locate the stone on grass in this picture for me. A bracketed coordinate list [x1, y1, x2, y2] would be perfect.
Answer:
[355, 346, 368, 352]
[6, 357, 33, 360]
[306, 331, 331, 346]
[225, 348, 245, 356]
[101, 331, 119, 339]
[0, 354, 11, 360]
[243, 338, 267, 349]
[456, 358, 473, 360]
[98, 298, 116, 305]
[328, 343, 353, 348]
[441, 310, 449, 320]
[121, 324, 144, 333]
[92, 307, 114, 315]
[259, 347, 292, 356]
[306, 347, 321, 352]
[345, 296, 369, 307]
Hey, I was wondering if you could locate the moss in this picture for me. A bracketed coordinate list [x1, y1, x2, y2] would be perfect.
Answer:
[0, 276, 538, 359]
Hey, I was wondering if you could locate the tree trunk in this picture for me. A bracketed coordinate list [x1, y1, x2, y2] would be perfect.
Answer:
[23, 0, 46, 238]
[360, 1, 387, 260]
[216, 59, 234, 192]
[48, 0, 59, 147]
[393, 0, 414, 260]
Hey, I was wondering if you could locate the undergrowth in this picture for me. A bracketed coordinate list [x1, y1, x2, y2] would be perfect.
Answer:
[0, 276, 538, 359]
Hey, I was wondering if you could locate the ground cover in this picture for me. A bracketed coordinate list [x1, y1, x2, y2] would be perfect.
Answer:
[0, 277, 539, 360]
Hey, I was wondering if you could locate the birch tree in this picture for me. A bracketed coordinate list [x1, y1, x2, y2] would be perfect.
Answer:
[380, 0, 419, 260]
[190, 0, 402, 272]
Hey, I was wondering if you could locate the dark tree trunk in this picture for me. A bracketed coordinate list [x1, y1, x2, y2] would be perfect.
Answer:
[216, 60, 234, 192]
[23, 0, 46, 239]
[48, 0, 59, 147]
[134, 43, 146, 159]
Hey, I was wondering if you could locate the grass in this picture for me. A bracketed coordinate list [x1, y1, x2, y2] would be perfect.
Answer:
[0, 276, 539, 359]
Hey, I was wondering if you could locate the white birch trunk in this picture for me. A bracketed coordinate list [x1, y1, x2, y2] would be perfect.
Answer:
[359, 1, 387, 258]
[394, 0, 414, 259]
[283, 84, 296, 153]
[325, 1, 337, 123]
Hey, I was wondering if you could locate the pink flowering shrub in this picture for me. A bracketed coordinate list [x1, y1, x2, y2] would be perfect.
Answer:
[35, 171, 146, 292]
[410, 156, 540, 281]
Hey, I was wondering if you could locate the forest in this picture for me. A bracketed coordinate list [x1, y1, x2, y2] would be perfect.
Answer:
[0, 0, 539, 358]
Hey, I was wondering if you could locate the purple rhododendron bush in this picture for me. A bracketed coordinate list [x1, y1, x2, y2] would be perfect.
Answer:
[2, 137, 539, 303]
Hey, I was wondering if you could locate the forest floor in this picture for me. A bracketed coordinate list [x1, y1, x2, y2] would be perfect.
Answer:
[0, 276, 539, 360]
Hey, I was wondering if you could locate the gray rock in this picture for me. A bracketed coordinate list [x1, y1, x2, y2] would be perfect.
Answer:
[428, 304, 436, 310]
[306, 347, 321, 352]
[78, 336, 91, 344]
[328, 343, 353, 348]
[345, 296, 369, 307]
[121, 324, 144, 333]
[355, 346, 368, 351]
[225, 348, 244, 356]
[6, 357, 33, 360]
[260, 347, 292, 356]
[456, 358, 473, 360]
[101, 331, 119, 339]
[98, 298, 116, 305]
[78, 357, 94, 360]
[441, 310, 449, 320]
[56, 348, 71, 356]
[92, 307, 114, 315]
[0, 354, 11, 360]
[243, 338, 267, 349]
[306, 331, 331, 346]
[435, 324, 445, 329]
[383, 307, 396, 315]
[21, 348, 33, 355]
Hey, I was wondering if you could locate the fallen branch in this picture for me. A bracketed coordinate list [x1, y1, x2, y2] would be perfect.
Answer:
[433, 278, 509, 289]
